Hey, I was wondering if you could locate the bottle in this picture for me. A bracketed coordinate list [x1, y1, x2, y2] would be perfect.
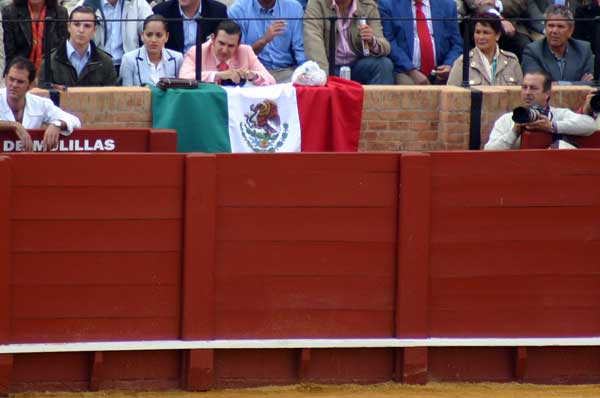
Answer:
[358, 18, 370, 57]
[340, 66, 351, 80]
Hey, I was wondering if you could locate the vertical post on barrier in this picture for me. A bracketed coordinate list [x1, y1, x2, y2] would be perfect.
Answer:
[0, 157, 12, 395]
[460, 16, 470, 88]
[195, 17, 203, 81]
[180, 154, 217, 390]
[42, 16, 60, 106]
[328, 15, 337, 76]
[395, 153, 431, 384]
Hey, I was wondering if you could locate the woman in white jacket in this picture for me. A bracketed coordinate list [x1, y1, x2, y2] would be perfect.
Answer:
[119, 15, 183, 86]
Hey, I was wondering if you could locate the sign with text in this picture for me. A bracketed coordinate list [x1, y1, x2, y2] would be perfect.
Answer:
[0, 128, 177, 153]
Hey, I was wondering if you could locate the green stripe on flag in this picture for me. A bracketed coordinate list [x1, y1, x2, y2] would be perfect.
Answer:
[150, 84, 231, 152]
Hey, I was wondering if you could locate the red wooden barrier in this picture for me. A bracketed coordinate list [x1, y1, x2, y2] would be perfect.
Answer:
[0, 151, 595, 392]
[0, 128, 177, 152]
[520, 130, 600, 149]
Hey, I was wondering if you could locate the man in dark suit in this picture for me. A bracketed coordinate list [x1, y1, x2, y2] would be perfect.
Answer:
[378, 0, 462, 84]
[153, 0, 227, 54]
[522, 4, 593, 82]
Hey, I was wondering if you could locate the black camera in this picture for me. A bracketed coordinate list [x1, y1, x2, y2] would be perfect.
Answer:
[589, 91, 600, 113]
[512, 105, 548, 124]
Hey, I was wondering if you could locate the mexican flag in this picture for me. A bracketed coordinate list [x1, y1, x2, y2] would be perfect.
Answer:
[151, 77, 363, 153]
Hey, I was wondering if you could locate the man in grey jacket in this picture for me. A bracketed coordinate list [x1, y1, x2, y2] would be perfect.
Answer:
[521, 4, 593, 82]
[485, 70, 596, 150]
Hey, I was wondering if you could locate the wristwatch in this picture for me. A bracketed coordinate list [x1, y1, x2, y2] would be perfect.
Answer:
[50, 120, 62, 129]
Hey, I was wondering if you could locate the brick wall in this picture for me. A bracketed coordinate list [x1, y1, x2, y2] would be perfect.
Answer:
[33, 84, 595, 151]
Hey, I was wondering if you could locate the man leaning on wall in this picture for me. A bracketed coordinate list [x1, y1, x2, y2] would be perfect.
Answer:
[0, 57, 81, 152]
[485, 70, 596, 150]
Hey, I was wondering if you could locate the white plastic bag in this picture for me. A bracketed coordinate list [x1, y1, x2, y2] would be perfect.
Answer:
[292, 61, 327, 86]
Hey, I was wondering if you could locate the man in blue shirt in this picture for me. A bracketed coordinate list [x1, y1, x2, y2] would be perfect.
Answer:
[228, 0, 306, 82]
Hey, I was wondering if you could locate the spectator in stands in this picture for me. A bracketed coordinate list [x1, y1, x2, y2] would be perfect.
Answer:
[0, 57, 81, 151]
[448, 13, 522, 85]
[38, 6, 118, 87]
[304, 0, 393, 84]
[463, 0, 537, 61]
[82, 0, 153, 73]
[153, 0, 227, 54]
[179, 20, 276, 85]
[228, 0, 306, 83]
[485, 70, 595, 150]
[0, 15, 5, 84]
[120, 15, 183, 86]
[521, 5, 593, 83]
[379, 0, 462, 85]
[2, 0, 68, 73]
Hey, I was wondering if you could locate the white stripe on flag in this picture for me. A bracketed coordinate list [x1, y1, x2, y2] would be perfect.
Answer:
[224, 83, 301, 153]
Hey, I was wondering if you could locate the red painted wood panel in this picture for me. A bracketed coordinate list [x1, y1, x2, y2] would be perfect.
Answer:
[148, 129, 178, 152]
[429, 347, 514, 382]
[218, 170, 396, 207]
[430, 308, 600, 336]
[215, 275, 394, 310]
[12, 220, 181, 252]
[212, 154, 398, 340]
[525, 347, 600, 383]
[215, 309, 394, 338]
[12, 353, 90, 383]
[432, 176, 600, 208]
[12, 318, 179, 342]
[214, 349, 297, 388]
[304, 348, 394, 384]
[9, 154, 184, 187]
[216, 241, 395, 276]
[7, 153, 185, 347]
[101, 351, 180, 379]
[217, 207, 396, 242]
[432, 206, 600, 243]
[12, 187, 181, 220]
[428, 150, 600, 337]
[13, 285, 178, 318]
[0, 158, 10, 343]
[12, 252, 180, 285]
[216, 153, 399, 173]
[430, 241, 600, 277]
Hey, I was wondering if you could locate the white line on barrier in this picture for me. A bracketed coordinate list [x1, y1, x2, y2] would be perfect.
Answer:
[1, 337, 600, 354]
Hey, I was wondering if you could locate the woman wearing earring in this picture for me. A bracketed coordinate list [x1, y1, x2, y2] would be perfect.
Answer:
[119, 14, 183, 86]
[447, 12, 522, 86]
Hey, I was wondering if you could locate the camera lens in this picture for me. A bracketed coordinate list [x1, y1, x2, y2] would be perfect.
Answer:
[590, 93, 600, 113]
[512, 106, 535, 124]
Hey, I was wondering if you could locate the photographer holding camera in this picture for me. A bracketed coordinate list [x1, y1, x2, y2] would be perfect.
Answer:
[484, 70, 596, 150]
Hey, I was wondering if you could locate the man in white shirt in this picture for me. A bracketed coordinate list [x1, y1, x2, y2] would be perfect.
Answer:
[0, 57, 81, 152]
[485, 70, 596, 150]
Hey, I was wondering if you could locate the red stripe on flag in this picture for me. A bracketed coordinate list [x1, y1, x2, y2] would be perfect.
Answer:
[297, 77, 363, 152]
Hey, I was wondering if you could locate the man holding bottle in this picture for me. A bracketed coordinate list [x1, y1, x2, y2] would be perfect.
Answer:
[303, 0, 394, 84]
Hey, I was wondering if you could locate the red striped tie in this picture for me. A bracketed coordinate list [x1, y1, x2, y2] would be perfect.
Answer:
[415, 0, 435, 76]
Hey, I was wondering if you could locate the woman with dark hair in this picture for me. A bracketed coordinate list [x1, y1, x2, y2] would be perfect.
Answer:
[119, 14, 183, 86]
[448, 12, 522, 86]
[2, 0, 68, 73]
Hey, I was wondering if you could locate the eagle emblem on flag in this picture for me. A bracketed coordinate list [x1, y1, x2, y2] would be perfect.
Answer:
[240, 99, 289, 152]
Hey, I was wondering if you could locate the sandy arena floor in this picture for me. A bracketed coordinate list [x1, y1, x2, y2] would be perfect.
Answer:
[12, 382, 600, 398]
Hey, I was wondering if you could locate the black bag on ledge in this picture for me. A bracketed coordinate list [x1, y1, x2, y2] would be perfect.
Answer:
[156, 78, 199, 90]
